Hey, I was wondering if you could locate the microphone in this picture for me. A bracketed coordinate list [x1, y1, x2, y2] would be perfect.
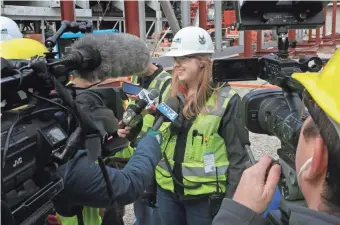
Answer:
[120, 89, 160, 129]
[53, 33, 151, 82]
[152, 97, 181, 130]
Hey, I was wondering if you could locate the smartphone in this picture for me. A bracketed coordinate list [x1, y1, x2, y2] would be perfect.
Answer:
[212, 57, 261, 82]
[122, 82, 142, 95]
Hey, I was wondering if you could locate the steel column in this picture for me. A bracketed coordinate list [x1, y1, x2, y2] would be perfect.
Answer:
[331, 0, 337, 42]
[308, 29, 312, 41]
[124, 1, 140, 37]
[323, 8, 327, 38]
[60, 0, 75, 21]
[138, 0, 146, 41]
[288, 30, 296, 41]
[199, 1, 207, 29]
[181, 1, 191, 27]
[159, 1, 180, 35]
[316, 28, 320, 45]
[256, 31, 262, 52]
[214, 0, 222, 51]
[244, 31, 252, 57]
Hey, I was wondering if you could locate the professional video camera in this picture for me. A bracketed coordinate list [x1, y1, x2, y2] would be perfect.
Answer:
[212, 0, 330, 216]
[1, 21, 123, 225]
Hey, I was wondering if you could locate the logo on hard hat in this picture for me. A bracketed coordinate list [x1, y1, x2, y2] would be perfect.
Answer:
[1, 28, 8, 34]
[198, 35, 206, 45]
[173, 37, 181, 43]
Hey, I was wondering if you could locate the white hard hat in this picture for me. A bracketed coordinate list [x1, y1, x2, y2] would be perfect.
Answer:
[0, 16, 23, 43]
[164, 26, 214, 57]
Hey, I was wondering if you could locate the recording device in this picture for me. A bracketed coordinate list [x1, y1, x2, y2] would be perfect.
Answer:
[122, 82, 142, 96]
[1, 20, 151, 225]
[213, 0, 329, 212]
[120, 89, 160, 129]
[152, 97, 180, 130]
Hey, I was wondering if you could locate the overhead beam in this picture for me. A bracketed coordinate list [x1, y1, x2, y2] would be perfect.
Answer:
[1, 5, 92, 20]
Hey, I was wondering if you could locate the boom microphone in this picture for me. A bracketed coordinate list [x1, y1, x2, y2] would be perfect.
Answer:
[152, 97, 180, 130]
[55, 33, 151, 82]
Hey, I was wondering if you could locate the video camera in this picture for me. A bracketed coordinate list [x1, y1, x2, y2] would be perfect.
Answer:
[1, 21, 124, 225]
[212, 0, 329, 208]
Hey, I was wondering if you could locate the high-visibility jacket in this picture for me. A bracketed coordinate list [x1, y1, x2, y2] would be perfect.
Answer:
[156, 86, 237, 196]
[113, 70, 171, 159]
[57, 207, 101, 225]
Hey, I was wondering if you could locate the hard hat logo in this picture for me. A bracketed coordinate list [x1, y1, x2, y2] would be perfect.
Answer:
[198, 35, 206, 45]
[1, 29, 8, 34]
[173, 38, 181, 43]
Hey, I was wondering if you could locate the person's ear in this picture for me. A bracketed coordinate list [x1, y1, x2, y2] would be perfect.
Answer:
[305, 137, 328, 180]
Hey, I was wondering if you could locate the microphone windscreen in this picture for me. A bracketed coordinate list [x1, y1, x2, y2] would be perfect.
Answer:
[70, 33, 150, 82]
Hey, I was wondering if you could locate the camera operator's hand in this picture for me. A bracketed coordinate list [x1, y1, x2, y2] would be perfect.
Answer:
[232, 155, 281, 214]
[117, 121, 131, 138]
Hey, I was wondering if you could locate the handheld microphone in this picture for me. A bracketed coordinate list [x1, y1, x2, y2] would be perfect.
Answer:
[120, 89, 160, 129]
[152, 97, 180, 130]
[52, 33, 151, 82]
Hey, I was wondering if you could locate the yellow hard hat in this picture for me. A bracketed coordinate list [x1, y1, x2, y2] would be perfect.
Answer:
[292, 49, 340, 124]
[0, 38, 48, 59]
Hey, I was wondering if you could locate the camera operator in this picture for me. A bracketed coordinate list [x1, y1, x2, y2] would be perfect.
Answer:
[212, 49, 340, 225]
[51, 62, 164, 225]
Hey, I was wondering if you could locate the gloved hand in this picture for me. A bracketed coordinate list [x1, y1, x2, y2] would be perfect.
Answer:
[146, 128, 162, 145]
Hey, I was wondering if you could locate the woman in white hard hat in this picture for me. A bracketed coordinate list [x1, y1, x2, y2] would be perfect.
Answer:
[155, 26, 250, 225]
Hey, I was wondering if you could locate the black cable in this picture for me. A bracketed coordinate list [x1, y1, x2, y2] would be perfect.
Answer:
[162, 133, 201, 189]
[27, 92, 80, 126]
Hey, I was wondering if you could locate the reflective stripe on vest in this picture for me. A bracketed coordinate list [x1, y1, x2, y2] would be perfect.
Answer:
[58, 207, 102, 225]
[156, 86, 237, 196]
[114, 71, 171, 159]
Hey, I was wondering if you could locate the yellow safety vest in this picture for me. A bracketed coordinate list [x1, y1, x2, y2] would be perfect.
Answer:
[57, 207, 102, 225]
[113, 70, 171, 159]
[156, 86, 237, 196]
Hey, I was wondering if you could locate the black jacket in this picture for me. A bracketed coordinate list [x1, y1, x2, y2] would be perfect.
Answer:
[212, 198, 340, 225]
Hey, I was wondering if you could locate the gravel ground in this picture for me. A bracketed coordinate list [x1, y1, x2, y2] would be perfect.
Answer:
[123, 83, 281, 225]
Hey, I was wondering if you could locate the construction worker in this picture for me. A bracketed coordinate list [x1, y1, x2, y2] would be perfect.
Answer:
[0, 16, 23, 43]
[154, 26, 250, 225]
[213, 49, 340, 225]
[116, 62, 171, 225]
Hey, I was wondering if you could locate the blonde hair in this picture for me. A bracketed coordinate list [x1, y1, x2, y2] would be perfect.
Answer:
[170, 55, 214, 119]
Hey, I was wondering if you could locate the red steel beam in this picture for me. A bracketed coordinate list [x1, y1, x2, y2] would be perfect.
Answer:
[244, 31, 253, 57]
[60, 0, 75, 21]
[124, 1, 140, 37]
[199, 1, 208, 30]
[288, 30, 296, 41]
[323, 8, 327, 38]
[256, 31, 262, 52]
[331, 0, 337, 42]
